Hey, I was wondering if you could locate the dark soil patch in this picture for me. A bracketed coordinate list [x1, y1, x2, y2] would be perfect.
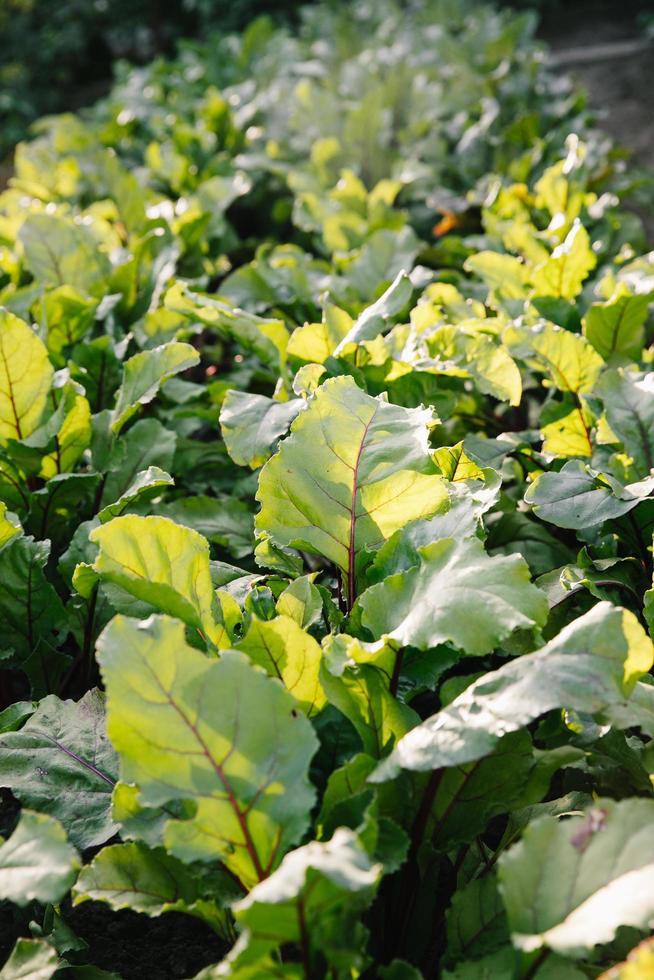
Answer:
[65, 901, 229, 979]
[0, 900, 228, 980]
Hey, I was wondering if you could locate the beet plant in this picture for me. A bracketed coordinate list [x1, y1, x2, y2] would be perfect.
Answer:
[0, 1, 653, 977]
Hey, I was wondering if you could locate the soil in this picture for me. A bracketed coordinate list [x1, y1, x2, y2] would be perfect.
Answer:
[0, 898, 228, 980]
[540, 3, 654, 235]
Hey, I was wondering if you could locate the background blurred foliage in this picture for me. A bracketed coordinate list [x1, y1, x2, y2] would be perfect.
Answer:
[0, 0, 652, 162]
[0, 0, 309, 160]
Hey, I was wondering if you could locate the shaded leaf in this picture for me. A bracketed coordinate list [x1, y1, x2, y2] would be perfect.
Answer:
[0, 939, 60, 980]
[596, 370, 654, 478]
[372, 603, 652, 781]
[0, 690, 118, 848]
[524, 461, 654, 529]
[111, 341, 199, 434]
[73, 842, 231, 935]
[220, 391, 304, 470]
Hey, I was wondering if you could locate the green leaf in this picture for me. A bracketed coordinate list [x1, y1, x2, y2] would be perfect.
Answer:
[367, 475, 500, 582]
[531, 221, 597, 300]
[166, 283, 288, 372]
[73, 842, 231, 935]
[97, 614, 318, 889]
[332, 271, 413, 354]
[464, 251, 529, 300]
[97, 466, 174, 522]
[275, 575, 323, 630]
[444, 873, 508, 966]
[426, 732, 571, 849]
[19, 213, 111, 294]
[235, 613, 326, 717]
[524, 460, 654, 529]
[372, 602, 652, 781]
[0, 536, 67, 687]
[0, 690, 117, 848]
[224, 829, 381, 972]
[596, 369, 654, 478]
[320, 634, 419, 756]
[36, 285, 97, 358]
[498, 798, 654, 956]
[151, 495, 253, 560]
[0, 502, 21, 550]
[36, 385, 92, 479]
[0, 810, 79, 906]
[220, 391, 304, 470]
[110, 781, 173, 848]
[0, 939, 60, 980]
[360, 536, 547, 655]
[256, 376, 447, 604]
[88, 515, 227, 646]
[0, 701, 34, 734]
[111, 341, 199, 434]
[0, 310, 53, 441]
[583, 286, 651, 361]
[509, 321, 603, 395]
[99, 418, 176, 506]
[26, 473, 100, 552]
[442, 947, 585, 979]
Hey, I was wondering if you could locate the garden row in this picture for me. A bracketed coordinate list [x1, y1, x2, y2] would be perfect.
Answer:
[0, 1, 653, 978]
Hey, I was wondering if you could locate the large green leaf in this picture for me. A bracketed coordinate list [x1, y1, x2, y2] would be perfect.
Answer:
[97, 614, 318, 889]
[0, 311, 53, 441]
[0, 690, 118, 848]
[256, 376, 447, 605]
[111, 341, 199, 434]
[359, 536, 547, 655]
[0, 811, 79, 906]
[509, 321, 604, 395]
[498, 798, 654, 956]
[235, 613, 326, 717]
[223, 829, 381, 973]
[87, 515, 227, 646]
[596, 369, 654, 478]
[367, 473, 500, 581]
[372, 602, 652, 781]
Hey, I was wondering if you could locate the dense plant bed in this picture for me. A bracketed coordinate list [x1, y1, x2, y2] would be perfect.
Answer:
[0, 1, 653, 977]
